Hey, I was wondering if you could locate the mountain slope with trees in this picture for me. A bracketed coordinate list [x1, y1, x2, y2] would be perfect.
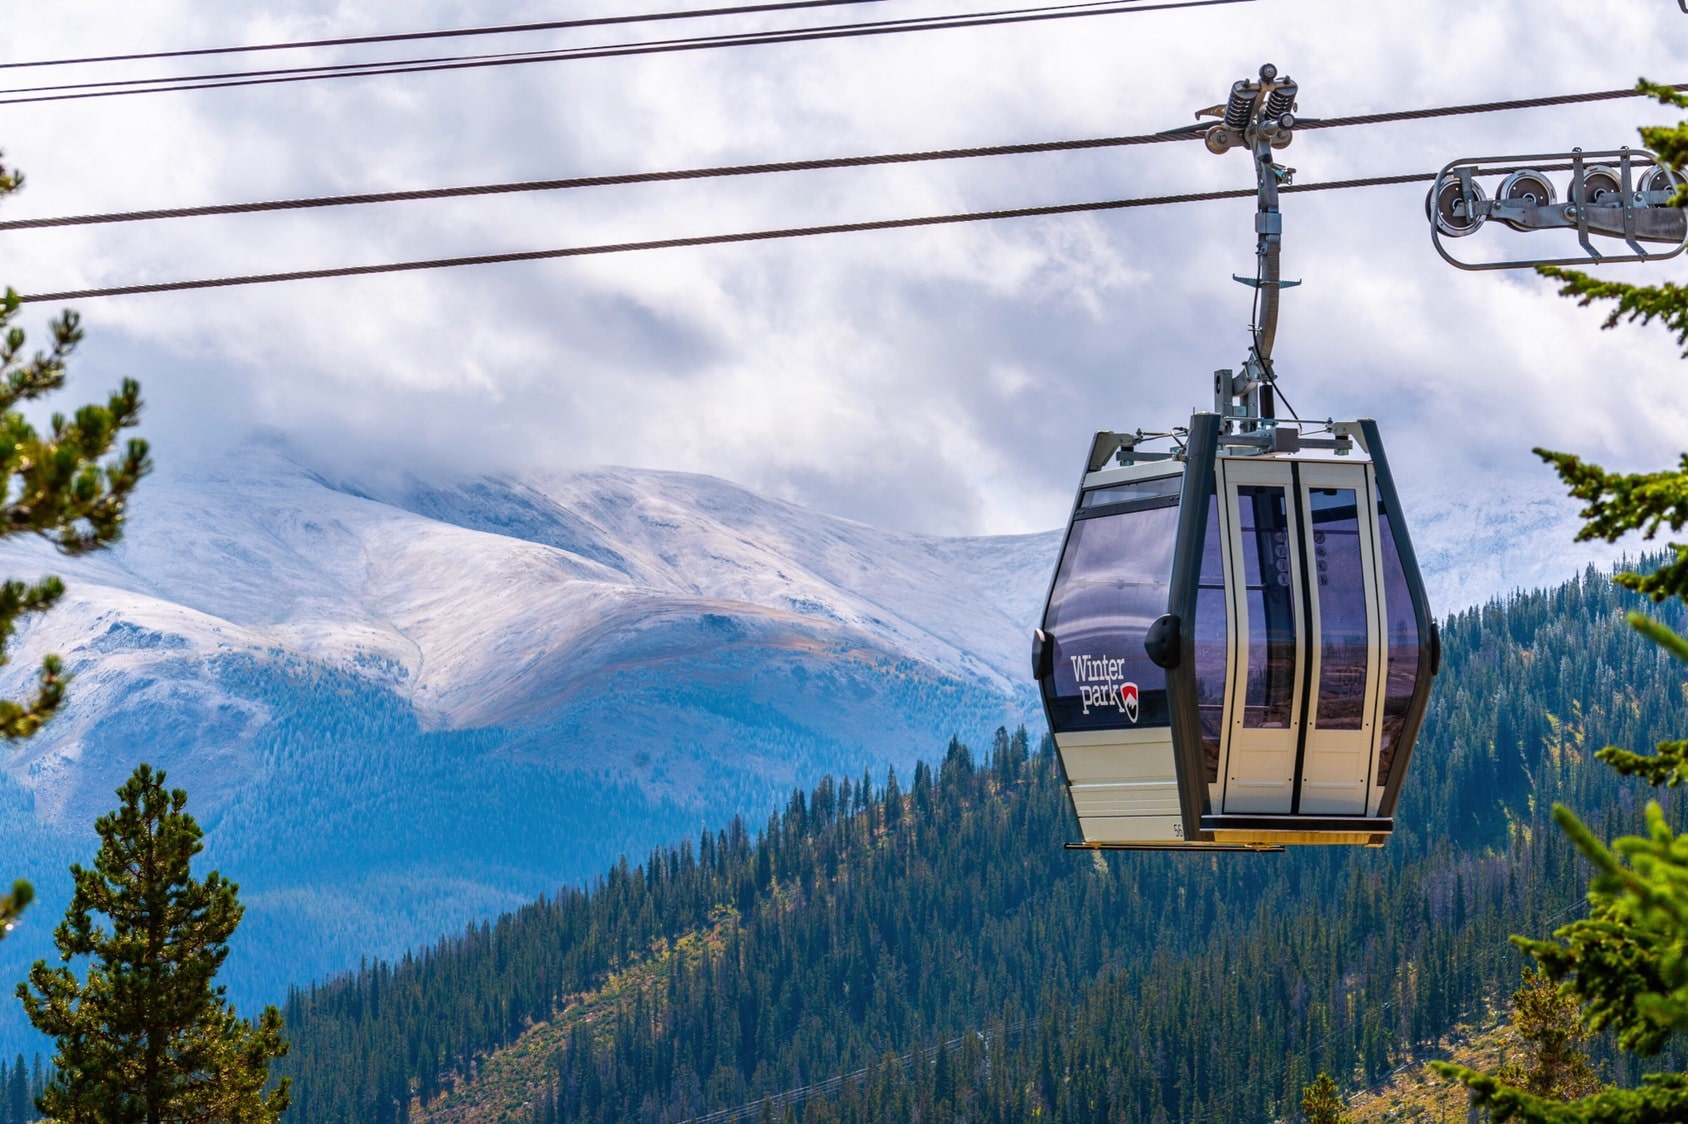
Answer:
[274, 561, 1685, 1122]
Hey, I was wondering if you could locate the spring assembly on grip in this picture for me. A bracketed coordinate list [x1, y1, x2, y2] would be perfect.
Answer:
[1223, 81, 1254, 130]
[1264, 81, 1296, 119]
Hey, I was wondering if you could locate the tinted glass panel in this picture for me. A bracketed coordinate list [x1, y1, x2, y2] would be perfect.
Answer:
[1309, 488, 1369, 731]
[1237, 485, 1296, 729]
[1193, 495, 1227, 781]
[1043, 504, 1178, 731]
[1376, 502, 1421, 784]
[1081, 475, 1183, 509]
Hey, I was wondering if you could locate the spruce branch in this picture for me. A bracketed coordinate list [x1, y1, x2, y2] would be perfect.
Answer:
[1533, 450, 1688, 601]
[0, 153, 151, 743]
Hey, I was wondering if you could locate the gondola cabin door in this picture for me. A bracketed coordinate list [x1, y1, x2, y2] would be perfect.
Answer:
[1214, 457, 1385, 818]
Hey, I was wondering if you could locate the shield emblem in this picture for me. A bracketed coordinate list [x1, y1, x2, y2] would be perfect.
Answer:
[1121, 682, 1139, 723]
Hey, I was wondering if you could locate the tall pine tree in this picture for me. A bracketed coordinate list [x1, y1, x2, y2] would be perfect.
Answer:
[0, 149, 151, 941]
[17, 764, 289, 1122]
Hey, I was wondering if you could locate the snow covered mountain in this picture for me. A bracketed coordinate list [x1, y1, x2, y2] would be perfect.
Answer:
[0, 442, 1621, 1051]
[0, 446, 1055, 1045]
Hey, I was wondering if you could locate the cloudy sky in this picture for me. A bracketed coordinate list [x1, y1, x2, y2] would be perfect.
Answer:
[3, 1, 1686, 571]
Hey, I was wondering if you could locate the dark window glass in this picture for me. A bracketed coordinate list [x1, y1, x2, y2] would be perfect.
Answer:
[1043, 503, 1178, 731]
[1237, 485, 1296, 729]
[1081, 475, 1183, 509]
[1309, 488, 1369, 731]
[1376, 502, 1421, 784]
[1193, 494, 1226, 781]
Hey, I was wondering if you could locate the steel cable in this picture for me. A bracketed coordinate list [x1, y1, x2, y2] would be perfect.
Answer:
[14, 170, 1452, 304]
[0, 0, 894, 70]
[2, 84, 1677, 233]
[0, 0, 1251, 106]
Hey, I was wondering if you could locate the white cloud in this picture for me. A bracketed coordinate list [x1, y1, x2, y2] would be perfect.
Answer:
[3, 0, 1685, 582]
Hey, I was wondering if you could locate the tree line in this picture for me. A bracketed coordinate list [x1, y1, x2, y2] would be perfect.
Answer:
[271, 562, 1686, 1121]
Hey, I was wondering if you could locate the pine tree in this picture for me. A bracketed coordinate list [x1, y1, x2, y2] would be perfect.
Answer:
[1493, 968, 1602, 1102]
[0, 149, 151, 940]
[17, 764, 290, 1122]
[1300, 1072, 1351, 1124]
[1434, 81, 1688, 1121]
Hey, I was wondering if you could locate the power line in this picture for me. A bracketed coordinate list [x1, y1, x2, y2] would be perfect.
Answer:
[0, 0, 1252, 106]
[14, 170, 1441, 304]
[1308, 81, 1688, 130]
[0, 0, 892, 70]
[2, 81, 1677, 232]
[0, 133, 1200, 232]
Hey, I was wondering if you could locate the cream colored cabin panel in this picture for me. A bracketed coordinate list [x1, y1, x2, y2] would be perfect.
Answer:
[1216, 458, 1304, 814]
[1069, 781, 1182, 818]
[1078, 814, 1189, 845]
[1057, 729, 1182, 842]
[1297, 463, 1384, 815]
[1055, 728, 1178, 783]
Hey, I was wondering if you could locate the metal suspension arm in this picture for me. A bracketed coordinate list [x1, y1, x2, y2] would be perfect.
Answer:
[1189, 63, 1301, 423]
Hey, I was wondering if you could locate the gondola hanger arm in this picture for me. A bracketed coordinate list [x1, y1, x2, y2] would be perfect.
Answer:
[1183, 62, 1304, 427]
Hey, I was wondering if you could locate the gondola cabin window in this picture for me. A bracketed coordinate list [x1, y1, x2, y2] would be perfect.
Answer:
[1309, 488, 1370, 731]
[1376, 498, 1422, 786]
[1044, 475, 1181, 732]
[1236, 485, 1297, 730]
[1195, 498, 1227, 782]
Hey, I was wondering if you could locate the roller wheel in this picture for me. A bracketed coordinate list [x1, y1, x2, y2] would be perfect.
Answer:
[1497, 169, 1556, 231]
[1570, 166, 1622, 205]
[1426, 177, 1486, 237]
[1636, 163, 1679, 202]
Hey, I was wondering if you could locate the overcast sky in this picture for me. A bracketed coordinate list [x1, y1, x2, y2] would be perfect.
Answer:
[3, 1, 1686, 567]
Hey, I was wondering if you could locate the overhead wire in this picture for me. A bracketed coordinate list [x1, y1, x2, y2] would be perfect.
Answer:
[0, 132, 1199, 232]
[1, 81, 1679, 233]
[0, 0, 893, 69]
[13, 170, 1449, 304]
[0, 0, 1253, 106]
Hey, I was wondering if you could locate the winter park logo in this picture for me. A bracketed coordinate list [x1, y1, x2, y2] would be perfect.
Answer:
[1071, 654, 1139, 722]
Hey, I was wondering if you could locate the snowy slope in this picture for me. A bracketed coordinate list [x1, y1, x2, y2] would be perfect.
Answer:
[0, 447, 1057, 1046]
[0, 448, 1052, 726]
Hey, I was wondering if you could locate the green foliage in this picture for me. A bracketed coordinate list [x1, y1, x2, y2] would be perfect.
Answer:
[0, 884, 29, 941]
[0, 148, 151, 945]
[0, 152, 149, 744]
[1532, 451, 1688, 606]
[1432, 79, 1688, 1124]
[275, 571, 1688, 1124]
[1, 1054, 52, 1124]
[1301, 1072, 1352, 1124]
[1493, 968, 1602, 1101]
[17, 765, 289, 1122]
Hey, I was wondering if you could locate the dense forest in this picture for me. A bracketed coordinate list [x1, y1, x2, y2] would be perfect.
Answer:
[0, 1057, 48, 1124]
[266, 563, 1686, 1122]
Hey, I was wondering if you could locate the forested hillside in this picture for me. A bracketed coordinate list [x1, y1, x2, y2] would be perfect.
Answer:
[0, 1059, 48, 1124]
[267, 563, 1684, 1121]
[0, 458, 1048, 1049]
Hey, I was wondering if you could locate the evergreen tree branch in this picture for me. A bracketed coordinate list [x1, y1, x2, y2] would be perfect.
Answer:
[0, 879, 31, 940]
[1532, 450, 1688, 601]
[0, 150, 151, 748]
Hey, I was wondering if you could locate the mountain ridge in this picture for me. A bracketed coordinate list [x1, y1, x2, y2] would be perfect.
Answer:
[0, 447, 1053, 1054]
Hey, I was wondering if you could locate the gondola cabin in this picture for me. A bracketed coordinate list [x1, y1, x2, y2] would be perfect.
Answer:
[1033, 412, 1437, 851]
